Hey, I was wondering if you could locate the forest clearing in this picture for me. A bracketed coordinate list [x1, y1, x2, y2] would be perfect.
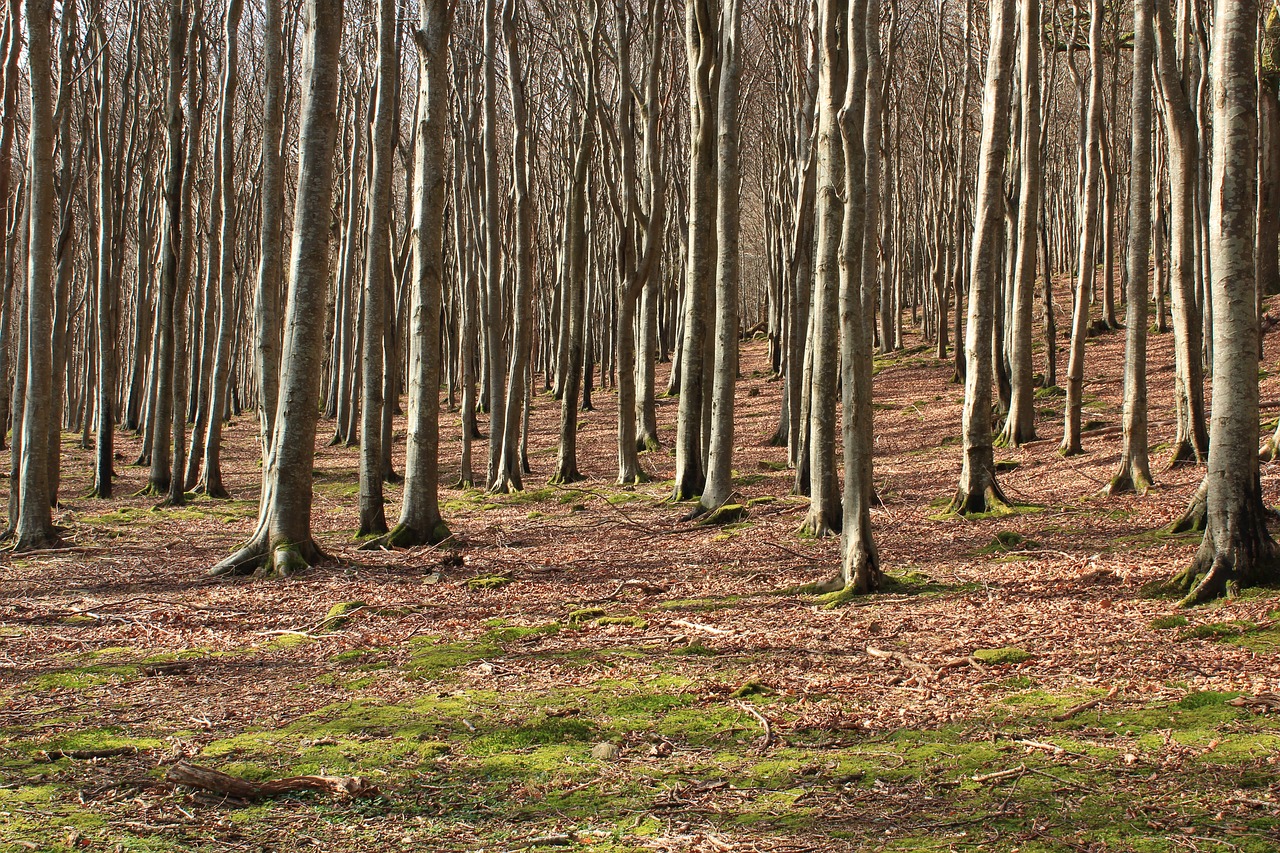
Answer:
[2, 326, 1278, 852]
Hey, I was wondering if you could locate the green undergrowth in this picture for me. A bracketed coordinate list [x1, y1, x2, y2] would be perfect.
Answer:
[4, 642, 1279, 852]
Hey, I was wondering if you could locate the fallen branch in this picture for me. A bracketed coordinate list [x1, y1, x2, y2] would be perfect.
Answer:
[1053, 686, 1119, 722]
[972, 764, 1025, 784]
[671, 619, 734, 636]
[166, 761, 381, 800]
[735, 701, 774, 749]
[866, 646, 933, 675]
[37, 747, 138, 762]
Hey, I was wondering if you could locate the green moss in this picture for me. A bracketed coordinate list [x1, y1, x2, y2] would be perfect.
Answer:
[467, 575, 513, 590]
[1178, 621, 1256, 641]
[29, 664, 138, 690]
[319, 601, 366, 630]
[1150, 614, 1190, 630]
[568, 607, 608, 626]
[973, 647, 1033, 665]
[596, 616, 648, 629]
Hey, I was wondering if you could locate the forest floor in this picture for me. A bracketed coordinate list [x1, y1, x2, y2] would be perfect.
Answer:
[2, 301, 1280, 852]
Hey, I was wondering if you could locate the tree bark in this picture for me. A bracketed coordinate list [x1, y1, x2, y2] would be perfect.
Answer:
[1171, 0, 1277, 605]
[211, 0, 344, 578]
[949, 0, 1016, 516]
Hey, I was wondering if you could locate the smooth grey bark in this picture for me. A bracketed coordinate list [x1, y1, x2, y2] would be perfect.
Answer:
[1153, 0, 1208, 465]
[165, 6, 203, 508]
[1171, 0, 1277, 605]
[837, 0, 878, 593]
[90, 19, 116, 499]
[254, 0, 285, 457]
[998, 0, 1040, 448]
[1108, 0, 1155, 497]
[949, 0, 1016, 516]
[197, 0, 243, 499]
[482, 0, 506, 487]
[801, 0, 846, 536]
[12, 0, 57, 550]
[494, 0, 532, 493]
[698, 0, 742, 516]
[357, 0, 398, 537]
[551, 6, 599, 486]
[211, 0, 344, 578]
[374, 0, 452, 549]
[1061, 0, 1104, 458]
[146, 0, 187, 496]
[671, 0, 718, 502]
[609, 0, 665, 487]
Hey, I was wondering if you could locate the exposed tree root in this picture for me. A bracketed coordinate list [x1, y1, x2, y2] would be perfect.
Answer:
[1167, 438, 1205, 469]
[167, 761, 380, 800]
[1168, 482, 1208, 535]
[549, 467, 585, 486]
[947, 482, 1010, 518]
[12, 528, 63, 553]
[210, 537, 325, 579]
[1104, 454, 1153, 497]
[362, 520, 452, 551]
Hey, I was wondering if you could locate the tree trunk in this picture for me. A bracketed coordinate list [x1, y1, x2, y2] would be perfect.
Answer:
[357, 0, 398, 537]
[949, 0, 1016, 516]
[1108, 0, 1155, 496]
[197, 0, 243, 499]
[1171, 0, 1277, 605]
[1061, 0, 1104, 458]
[998, 0, 1040, 448]
[698, 0, 741, 516]
[211, 0, 344, 578]
[12, 0, 58, 550]
[374, 0, 452, 549]
[672, 0, 718, 502]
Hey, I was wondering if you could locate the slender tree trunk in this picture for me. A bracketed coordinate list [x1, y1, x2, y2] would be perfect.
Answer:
[1171, 0, 1276, 605]
[1061, 0, 1104, 458]
[1154, 0, 1209, 465]
[211, 0, 344, 578]
[672, 0, 718, 502]
[12, 0, 58, 549]
[494, 0, 533, 493]
[801, 0, 846, 536]
[699, 0, 741, 516]
[950, 0, 1016, 516]
[198, 0, 243, 499]
[375, 0, 452, 549]
[1108, 0, 1155, 496]
[357, 0, 397, 537]
[998, 0, 1040, 448]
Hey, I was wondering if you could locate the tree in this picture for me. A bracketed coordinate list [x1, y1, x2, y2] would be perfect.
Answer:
[698, 0, 742, 517]
[1061, 0, 1104, 458]
[837, 0, 878, 593]
[493, 0, 533, 494]
[197, 0, 245, 499]
[212, 0, 345, 577]
[1169, 0, 1277, 605]
[11, 0, 58, 550]
[997, 0, 1041, 448]
[949, 0, 1016, 516]
[357, 0, 398, 537]
[1153, 0, 1208, 465]
[801, 0, 846, 536]
[374, 0, 453, 549]
[671, 0, 719, 503]
[1107, 0, 1154, 496]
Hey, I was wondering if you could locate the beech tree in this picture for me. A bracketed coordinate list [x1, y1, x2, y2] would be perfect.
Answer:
[212, 0, 345, 577]
[1171, 0, 1277, 605]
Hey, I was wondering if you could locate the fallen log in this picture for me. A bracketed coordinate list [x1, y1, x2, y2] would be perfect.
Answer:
[166, 761, 381, 800]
